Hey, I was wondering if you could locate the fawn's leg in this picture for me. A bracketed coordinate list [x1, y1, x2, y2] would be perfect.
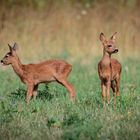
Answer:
[111, 81, 116, 93]
[116, 78, 121, 96]
[101, 82, 106, 109]
[33, 84, 38, 100]
[116, 78, 121, 108]
[111, 81, 117, 107]
[26, 84, 34, 104]
[106, 81, 111, 104]
[57, 78, 76, 99]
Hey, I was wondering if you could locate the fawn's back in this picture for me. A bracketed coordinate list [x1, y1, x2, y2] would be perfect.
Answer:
[22, 60, 72, 84]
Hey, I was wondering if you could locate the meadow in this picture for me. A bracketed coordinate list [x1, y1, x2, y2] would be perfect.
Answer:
[0, 58, 140, 140]
[0, 1, 140, 140]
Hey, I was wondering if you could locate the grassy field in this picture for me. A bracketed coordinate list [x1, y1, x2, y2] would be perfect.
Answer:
[0, 1, 140, 139]
[0, 58, 140, 140]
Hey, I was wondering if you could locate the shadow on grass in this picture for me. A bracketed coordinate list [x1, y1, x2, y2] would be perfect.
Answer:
[37, 85, 54, 101]
[9, 84, 54, 102]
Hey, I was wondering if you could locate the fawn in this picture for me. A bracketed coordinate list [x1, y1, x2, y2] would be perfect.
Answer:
[1, 43, 76, 104]
[98, 32, 122, 107]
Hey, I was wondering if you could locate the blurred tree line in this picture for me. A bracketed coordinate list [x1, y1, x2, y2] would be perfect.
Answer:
[0, 0, 140, 9]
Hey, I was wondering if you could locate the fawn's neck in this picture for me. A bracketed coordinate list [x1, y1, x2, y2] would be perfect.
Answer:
[101, 50, 111, 68]
[11, 56, 24, 78]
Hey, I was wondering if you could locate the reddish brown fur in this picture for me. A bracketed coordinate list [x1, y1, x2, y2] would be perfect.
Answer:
[1, 43, 76, 104]
[98, 32, 122, 107]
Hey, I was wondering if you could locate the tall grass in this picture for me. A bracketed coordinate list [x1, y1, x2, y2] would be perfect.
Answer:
[0, 2, 140, 140]
[0, 59, 140, 140]
[0, 2, 140, 63]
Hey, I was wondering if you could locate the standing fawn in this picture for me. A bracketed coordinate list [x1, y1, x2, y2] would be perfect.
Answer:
[98, 32, 122, 107]
[1, 43, 76, 104]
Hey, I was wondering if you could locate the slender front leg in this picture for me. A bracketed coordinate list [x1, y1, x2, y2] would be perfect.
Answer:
[33, 84, 38, 100]
[113, 92, 117, 107]
[111, 80, 117, 108]
[116, 78, 121, 96]
[106, 81, 111, 104]
[26, 84, 34, 104]
[101, 82, 106, 109]
[116, 78, 121, 108]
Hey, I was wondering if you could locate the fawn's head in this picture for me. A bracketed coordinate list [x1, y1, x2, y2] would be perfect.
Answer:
[99, 32, 118, 55]
[1, 43, 18, 65]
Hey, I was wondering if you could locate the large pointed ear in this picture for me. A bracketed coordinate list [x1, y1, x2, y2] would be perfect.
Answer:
[110, 32, 117, 42]
[13, 43, 18, 51]
[99, 33, 106, 43]
[8, 44, 13, 52]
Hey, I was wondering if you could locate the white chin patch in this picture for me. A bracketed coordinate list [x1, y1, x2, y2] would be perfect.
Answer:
[1, 62, 6, 66]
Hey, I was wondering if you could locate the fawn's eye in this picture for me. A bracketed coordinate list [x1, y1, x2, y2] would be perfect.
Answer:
[108, 45, 112, 48]
[5, 55, 9, 58]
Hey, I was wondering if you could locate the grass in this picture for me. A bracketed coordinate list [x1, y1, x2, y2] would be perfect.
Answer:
[0, 58, 140, 140]
[0, 2, 140, 139]
[0, 2, 140, 60]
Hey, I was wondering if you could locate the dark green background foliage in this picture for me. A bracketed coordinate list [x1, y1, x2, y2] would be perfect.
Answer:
[0, 0, 140, 9]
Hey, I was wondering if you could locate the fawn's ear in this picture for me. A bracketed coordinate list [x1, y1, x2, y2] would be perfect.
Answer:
[110, 32, 117, 42]
[99, 33, 106, 43]
[8, 44, 13, 52]
[13, 43, 18, 51]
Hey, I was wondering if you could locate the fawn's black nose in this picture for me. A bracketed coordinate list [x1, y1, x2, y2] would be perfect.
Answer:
[114, 49, 118, 53]
[1, 60, 3, 63]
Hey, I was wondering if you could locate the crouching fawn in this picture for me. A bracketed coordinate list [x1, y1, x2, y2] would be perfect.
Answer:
[98, 32, 122, 107]
[1, 43, 76, 104]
